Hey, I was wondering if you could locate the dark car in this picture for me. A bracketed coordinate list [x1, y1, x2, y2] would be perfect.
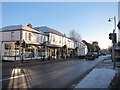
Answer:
[92, 52, 99, 58]
[97, 52, 101, 56]
[102, 52, 106, 56]
[86, 52, 96, 60]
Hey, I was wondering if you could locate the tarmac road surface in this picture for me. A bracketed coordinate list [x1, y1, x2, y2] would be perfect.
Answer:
[2, 55, 109, 88]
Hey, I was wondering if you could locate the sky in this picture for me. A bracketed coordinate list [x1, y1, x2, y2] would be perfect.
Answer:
[1, 2, 118, 49]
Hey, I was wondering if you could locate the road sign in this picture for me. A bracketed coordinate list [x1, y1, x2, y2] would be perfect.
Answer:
[117, 21, 120, 30]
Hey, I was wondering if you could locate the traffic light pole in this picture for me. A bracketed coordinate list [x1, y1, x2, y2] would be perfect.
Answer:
[112, 29, 116, 69]
[113, 16, 116, 69]
[108, 16, 116, 69]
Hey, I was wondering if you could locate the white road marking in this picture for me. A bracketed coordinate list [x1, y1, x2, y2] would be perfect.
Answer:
[0, 74, 26, 82]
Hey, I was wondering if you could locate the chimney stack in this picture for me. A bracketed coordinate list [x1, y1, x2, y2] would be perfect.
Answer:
[27, 23, 32, 28]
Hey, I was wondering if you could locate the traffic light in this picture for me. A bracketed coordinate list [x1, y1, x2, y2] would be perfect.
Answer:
[109, 33, 112, 40]
[109, 33, 117, 43]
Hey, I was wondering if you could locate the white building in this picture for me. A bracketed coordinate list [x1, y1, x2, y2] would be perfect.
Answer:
[0, 24, 88, 61]
[34, 26, 75, 59]
[34, 26, 65, 59]
[0, 24, 48, 61]
[69, 37, 88, 58]
[79, 42, 88, 56]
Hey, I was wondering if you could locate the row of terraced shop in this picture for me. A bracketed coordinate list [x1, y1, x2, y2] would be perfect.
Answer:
[0, 24, 88, 61]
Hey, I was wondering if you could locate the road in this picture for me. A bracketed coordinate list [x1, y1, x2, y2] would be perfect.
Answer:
[2, 55, 109, 88]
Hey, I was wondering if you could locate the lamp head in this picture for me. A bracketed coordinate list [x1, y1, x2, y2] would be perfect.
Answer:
[108, 19, 111, 22]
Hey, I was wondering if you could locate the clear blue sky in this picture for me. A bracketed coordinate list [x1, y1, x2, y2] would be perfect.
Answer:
[2, 2, 118, 49]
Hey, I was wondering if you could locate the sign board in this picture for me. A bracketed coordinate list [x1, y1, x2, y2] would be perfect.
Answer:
[117, 21, 120, 30]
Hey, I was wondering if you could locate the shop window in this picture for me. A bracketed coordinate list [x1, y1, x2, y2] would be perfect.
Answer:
[5, 43, 11, 49]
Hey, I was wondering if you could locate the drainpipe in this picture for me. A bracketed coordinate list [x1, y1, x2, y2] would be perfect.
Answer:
[0, 42, 3, 61]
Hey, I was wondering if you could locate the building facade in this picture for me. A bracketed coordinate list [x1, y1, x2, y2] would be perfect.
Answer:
[34, 26, 75, 59]
[0, 24, 48, 61]
[0, 25, 88, 61]
[69, 37, 88, 58]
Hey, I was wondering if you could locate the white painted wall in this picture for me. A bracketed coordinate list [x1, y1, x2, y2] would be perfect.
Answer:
[66, 38, 74, 48]
[77, 42, 88, 56]
[23, 30, 48, 44]
[48, 33, 74, 48]
[50, 33, 63, 47]
[0, 31, 20, 41]
[23, 31, 36, 43]
[62, 37, 67, 46]
[38, 34, 48, 43]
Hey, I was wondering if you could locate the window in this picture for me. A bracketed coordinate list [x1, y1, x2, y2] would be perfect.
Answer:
[53, 38, 55, 42]
[5, 43, 11, 49]
[29, 33, 31, 40]
[51, 34, 55, 43]
[65, 39, 66, 44]
[59, 39, 61, 44]
[41, 35, 43, 43]
[45, 36, 47, 42]
[11, 32, 14, 40]
[37, 35, 39, 42]
[25, 32, 27, 40]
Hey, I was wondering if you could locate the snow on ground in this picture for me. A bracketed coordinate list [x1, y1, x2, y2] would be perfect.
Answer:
[75, 68, 115, 88]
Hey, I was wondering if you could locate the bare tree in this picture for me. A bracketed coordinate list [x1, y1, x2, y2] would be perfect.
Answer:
[69, 29, 82, 41]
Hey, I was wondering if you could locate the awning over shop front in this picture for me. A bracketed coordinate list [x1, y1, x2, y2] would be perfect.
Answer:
[47, 44, 62, 48]
[26, 43, 40, 46]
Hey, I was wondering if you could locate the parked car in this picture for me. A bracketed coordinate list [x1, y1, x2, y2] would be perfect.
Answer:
[97, 52, 101, 56]
[92, 52, 99, 58]
[86, 52, 96, 60]
[102, 52, 106, 56]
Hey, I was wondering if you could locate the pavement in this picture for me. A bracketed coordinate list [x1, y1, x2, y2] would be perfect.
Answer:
[74, 57, 116, 88]
[2, 57, 75, 69]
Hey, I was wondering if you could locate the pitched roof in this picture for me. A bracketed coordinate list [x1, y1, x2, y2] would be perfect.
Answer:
[69, 37, 78, 42]
[0, 25, 22, 31]
[34, 26, 64, 36]
[69, 37, 86, 45]
[0, 25, 44, 34]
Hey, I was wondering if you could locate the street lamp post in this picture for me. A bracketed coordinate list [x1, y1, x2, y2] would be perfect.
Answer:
[108, 16, 116, 69]
[108, 16, 116, 30]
